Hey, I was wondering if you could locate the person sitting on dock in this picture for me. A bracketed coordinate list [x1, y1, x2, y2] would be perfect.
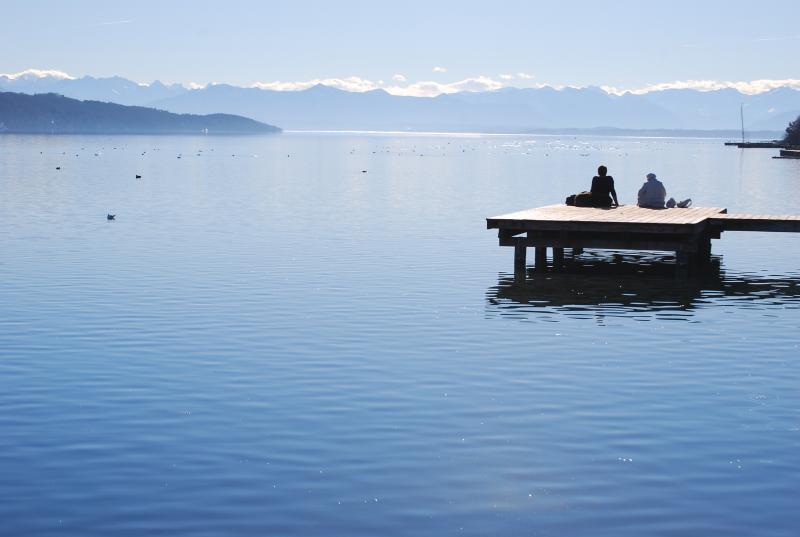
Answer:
[590, 165, 619, 208]
[637, 173, 667, 209]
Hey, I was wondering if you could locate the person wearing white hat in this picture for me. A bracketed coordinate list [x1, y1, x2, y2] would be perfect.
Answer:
[637, 172, 667, 209]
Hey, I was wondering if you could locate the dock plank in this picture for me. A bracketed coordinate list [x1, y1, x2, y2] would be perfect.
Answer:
[488, 205, 800, 234]
[710, 213, 800, 232]
[487, 205, 728, 233]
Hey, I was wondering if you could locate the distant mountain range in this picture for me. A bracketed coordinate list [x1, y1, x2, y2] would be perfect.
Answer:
[2, 72, 799, 134]
[0, 92, 280, 134]
[0, 72, 188, 106]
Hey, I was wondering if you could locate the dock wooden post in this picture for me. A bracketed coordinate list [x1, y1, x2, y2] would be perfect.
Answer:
[514, 245, 527, 280]
[572, 247, 584, 256]
[696, 237, 712, 266]
[675, 250, 690, 278]
[535, 246, 548, 271]
[553, 247, 565, 269]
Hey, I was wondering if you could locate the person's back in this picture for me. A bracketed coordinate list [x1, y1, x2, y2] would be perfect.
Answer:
[590, 165, 619, 208]
[637, 172, 667, 208]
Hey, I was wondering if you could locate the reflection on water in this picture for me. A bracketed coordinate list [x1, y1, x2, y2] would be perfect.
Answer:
[487, 250, 800, 322]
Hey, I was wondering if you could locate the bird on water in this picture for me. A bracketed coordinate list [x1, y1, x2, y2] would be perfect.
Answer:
[107, 214, 116, 220]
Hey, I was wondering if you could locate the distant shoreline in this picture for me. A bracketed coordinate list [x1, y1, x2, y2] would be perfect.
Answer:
[0, 131, 281, 136]
[0, 128, 781, 141]
[287, 128, 783, 140]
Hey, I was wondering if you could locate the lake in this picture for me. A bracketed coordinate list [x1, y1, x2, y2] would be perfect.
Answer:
[1, 132, 799, 536]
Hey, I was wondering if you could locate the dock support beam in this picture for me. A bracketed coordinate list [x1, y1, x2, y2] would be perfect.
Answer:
[696, 238, 712, 266]
[572, 247, 584, 257]
[535, 247, 548, 271]
[514, 245, 527, 280]
[675, 250, 691, 278]
[553, 247, 565, 269]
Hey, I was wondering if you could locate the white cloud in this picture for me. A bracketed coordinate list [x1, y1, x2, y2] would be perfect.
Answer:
[251, 80, 315, 91]
[247, 75, 800, 98]
[0, 68, 75, 80]
[384, 76, 505, 97]
[601, 78, 800, 95]
[392, 74, 406, 83]
[432, 66, 447, 73]
[92, 20, 133, 27]
[186, 82, 207, 90]
[248, 74, 507, 97]
[752, 34, 800, 42]
[251, 76, 381, 93]
[517, 72, 535, 79]
[447, 75, 504, 93]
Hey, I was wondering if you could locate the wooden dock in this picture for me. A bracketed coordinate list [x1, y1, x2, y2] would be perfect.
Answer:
[724, 141, 784, 149]
[775, 149, 800, 159]
[486, 204, 800, 277]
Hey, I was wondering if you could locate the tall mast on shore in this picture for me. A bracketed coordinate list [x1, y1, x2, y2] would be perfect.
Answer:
[740, 103, 745, 143]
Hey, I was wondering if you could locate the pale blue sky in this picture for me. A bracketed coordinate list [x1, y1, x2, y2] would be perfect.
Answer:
[4, 0, 799, 93]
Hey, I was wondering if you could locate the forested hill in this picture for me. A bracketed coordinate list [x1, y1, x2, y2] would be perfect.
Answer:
[0, 92, 280, 134]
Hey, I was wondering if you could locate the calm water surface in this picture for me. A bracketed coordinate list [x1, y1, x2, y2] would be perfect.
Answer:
[1, 133, 799, 536]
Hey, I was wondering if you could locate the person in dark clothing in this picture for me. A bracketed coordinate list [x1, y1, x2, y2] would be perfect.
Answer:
[590, 165, 619, 207]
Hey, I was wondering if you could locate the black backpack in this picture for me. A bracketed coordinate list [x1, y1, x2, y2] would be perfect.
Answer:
[570, 191, 593, 207]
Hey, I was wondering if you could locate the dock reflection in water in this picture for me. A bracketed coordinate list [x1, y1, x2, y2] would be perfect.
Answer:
[486, 250, 800, 322]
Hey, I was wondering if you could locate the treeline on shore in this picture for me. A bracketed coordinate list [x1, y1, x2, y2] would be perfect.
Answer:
[0, 92, 280, 134]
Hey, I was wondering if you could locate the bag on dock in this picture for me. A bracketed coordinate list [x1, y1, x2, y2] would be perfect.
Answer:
[574, 191, 594, 207]
[566, 192, 593, 206]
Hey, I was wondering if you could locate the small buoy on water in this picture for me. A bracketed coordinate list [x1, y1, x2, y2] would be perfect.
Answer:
[56, 166, 61, 170]
[135, 174, 142, 179]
